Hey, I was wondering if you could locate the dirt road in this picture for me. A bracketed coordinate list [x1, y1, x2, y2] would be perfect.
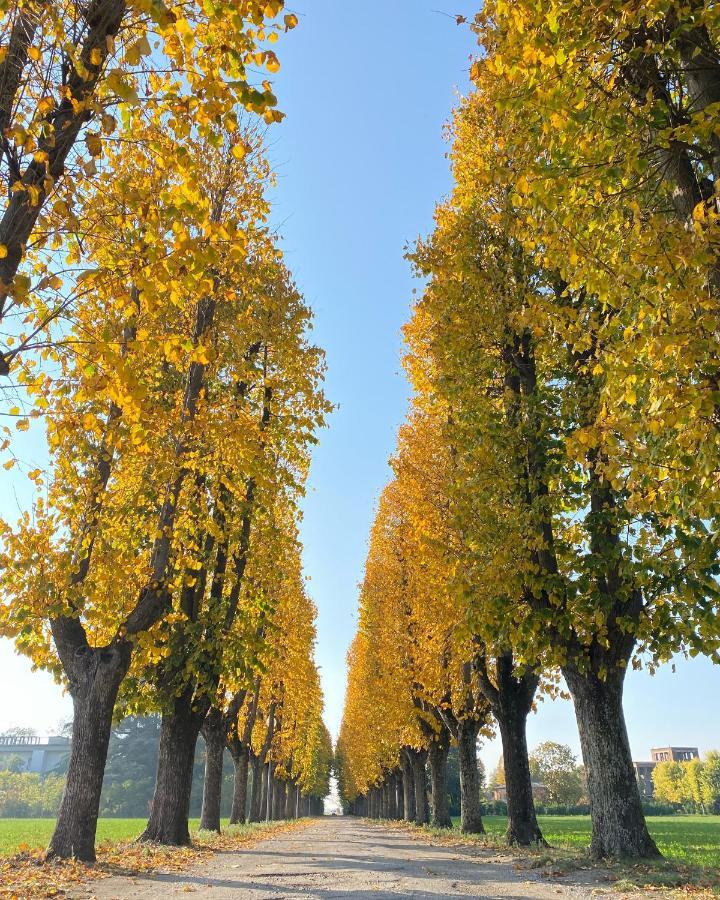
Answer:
[71, 817, 634, 899]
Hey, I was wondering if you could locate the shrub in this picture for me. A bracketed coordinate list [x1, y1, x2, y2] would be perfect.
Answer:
[0, 771, 65, 817]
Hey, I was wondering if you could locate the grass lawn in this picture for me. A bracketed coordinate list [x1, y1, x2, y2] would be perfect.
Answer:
[0, 818, 233, 856]
[450, 814, 720, 867]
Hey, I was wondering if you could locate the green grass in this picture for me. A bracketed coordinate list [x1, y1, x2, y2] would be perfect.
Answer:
[449, 814, 720, 867]
[0, 818, 253, 857]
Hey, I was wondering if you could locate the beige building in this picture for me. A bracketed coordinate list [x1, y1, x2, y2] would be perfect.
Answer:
[650, 747, 699, 763]
[633, 746, 699, 798]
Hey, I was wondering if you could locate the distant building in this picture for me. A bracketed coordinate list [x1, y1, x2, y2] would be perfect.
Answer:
[633, 761, 656, 797]
[490, 782, 548, 803]
[651, 747, 699, 763]
[0, 735, 70, 774]
[633, 746, 699, 798]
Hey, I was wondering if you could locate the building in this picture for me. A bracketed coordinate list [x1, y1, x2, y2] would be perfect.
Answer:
[633, 761, 656, 797]
[0, 735, 70, 774]
[633, 746, 699, 798]
[650, 747, 699, 763]
[490, 782, 548, 803]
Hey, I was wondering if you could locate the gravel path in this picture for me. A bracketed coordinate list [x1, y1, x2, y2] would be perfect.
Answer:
[71, 817, 639, 899]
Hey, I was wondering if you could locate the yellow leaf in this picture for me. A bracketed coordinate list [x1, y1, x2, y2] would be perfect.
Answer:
[0, 245, 7, 259]
[264, 0, 283, 18]
[265, 51, 280, 74]
[85, 133, 102, 157]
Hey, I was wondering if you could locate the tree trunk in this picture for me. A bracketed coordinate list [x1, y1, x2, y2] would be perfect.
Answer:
[428, 740, 452, 828]
[395, 770, 404, 820]
[478, 655, 544, 846]
[199, 710, 226, 832]
[47, 643, 130, 861]
[457, 718, 484, 834]
[410, 749, 429, 825]
[497, 702, 544, 846]
[229, 746, 250, 825]
[140, 693, 204, 845]
[273, 779, 286, 820]
[564, 665, 660, 859]
[284, 780, 295, 819]
[401, 750, 415, 822]
[248, 754, 263, 822]
[264, 763, 274, 821]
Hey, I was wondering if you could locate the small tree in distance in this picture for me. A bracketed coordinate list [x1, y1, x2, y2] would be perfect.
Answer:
[529, 742, 584, 807]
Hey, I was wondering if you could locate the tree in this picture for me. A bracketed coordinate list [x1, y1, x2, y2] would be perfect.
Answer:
[652, 753, 720, 814]
[652, 761, 689, 807]
[1, 754, 27, 773]
[701, 752, 720, 814]
[98, 716, 161, 818]
[0, 116, 328, 860]
[0, 0, 295, 384]
[529, 742, 584, 806]
[401, 36, 720, 856]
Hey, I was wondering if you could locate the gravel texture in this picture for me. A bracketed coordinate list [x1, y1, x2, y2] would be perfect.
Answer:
[70, 816, 648, 899]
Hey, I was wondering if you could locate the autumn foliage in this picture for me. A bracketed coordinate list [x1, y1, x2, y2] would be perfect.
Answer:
[339, 0, 720, 861]
[0, 0, 330, 865]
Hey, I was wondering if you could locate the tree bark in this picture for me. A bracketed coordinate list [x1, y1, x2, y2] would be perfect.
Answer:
[393, 770, 403, 820]
[199, 709, 226, 832]
[409, 749, 429, 825]
[273, 779, 286, 820]
[477, 655, 544, 846]
[229, 745, 250, 824]
[284, 780, 295, 819]
[140, 692, 204, 845]
[457, 717, 485, 834]
[428, 739, 452, 828]
[400, 750, 415, 822]
[46, 642, 131, 861]
[564, 665, 660, 859]
[248, 754, 262, 822]
[264, 763, 274, 821]
[497, 702, 544, 846]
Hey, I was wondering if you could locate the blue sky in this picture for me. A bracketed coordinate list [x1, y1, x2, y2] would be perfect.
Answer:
[264, 1, 479, 736]
[1, 1, 719, 777]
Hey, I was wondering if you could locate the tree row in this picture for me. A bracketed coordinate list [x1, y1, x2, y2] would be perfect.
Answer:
[0, 0, 330, 862]
[338, 0, 720, 860]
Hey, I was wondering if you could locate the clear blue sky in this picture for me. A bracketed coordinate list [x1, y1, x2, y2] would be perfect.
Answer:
[1, 1, 719, 778]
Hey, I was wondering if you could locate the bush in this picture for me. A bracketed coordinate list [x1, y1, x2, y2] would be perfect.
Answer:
[0, 771, 65, 817]
[481, 800, 508, 816]
[641, 801, 678, 816]
[535, 804, 591, 816]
